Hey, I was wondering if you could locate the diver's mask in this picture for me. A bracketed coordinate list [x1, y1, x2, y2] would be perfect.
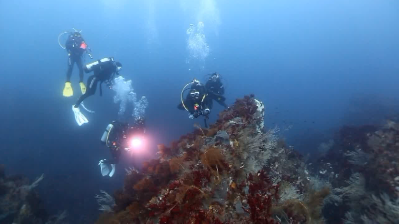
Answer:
[190, 91, 200, 99]
[193, 79, 200, 85]
[211, 73, 219, 82]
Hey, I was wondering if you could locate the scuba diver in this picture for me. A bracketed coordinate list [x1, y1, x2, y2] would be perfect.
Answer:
[72, 57, 122, 126]
[205, 72, 227, 108]
[98, 118, 146, 177]
[60, 29, 93, 97]
[178, 79, 212, 124]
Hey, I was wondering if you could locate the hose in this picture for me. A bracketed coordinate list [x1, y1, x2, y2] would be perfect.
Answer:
[81, 101, 95, 113]
[180, 81, 194, 111]
[58, 31, 68, 49]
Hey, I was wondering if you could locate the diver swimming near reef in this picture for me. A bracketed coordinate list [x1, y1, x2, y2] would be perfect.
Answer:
[59, 28, 93, 97]
[72, 57, 122, 126]
[178, 79, 212, 126]
[205, 72, 227, 108]
[98, 118, 146, 177]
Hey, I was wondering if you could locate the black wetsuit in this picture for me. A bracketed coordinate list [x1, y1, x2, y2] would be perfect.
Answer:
[75, 61, 117, 107]
[205, 79, 227, 108]
[178, 85, 212, 118]
[104, 121, 128, 164]
[65, 34, 87, 82]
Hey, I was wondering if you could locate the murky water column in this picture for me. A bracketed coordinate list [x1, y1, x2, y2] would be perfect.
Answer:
[146, 0, 160, 53]
[186, 21, 210, 75]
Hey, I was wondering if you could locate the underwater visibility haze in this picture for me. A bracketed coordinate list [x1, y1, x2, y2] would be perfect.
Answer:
[1, 0, 399, 223]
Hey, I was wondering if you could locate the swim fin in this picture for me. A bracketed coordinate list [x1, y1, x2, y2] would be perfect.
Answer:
[72, 105, 88, 126]
[79, 82, 86, 94]
[63, 82, 73, 97]
[98, 160, 116, 177]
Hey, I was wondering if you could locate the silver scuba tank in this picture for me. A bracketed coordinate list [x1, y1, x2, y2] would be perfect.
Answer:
[85, 57, 114, 73]
[100, 124, 114, 143]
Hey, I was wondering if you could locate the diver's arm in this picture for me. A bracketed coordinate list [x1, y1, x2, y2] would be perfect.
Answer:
[205, 82, 211, 91]
[85, 47, 93, 59]
[83, 39, 93, 58]
[218, 84, 225, 95]
[65, 39, 74, 54]
[207, 89, 226, 101]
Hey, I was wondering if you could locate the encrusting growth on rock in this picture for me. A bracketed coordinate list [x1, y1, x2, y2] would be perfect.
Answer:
[96, 95, 328, 224]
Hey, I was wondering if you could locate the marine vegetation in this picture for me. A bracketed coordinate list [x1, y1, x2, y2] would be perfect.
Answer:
[0, 165, 67, 224]
[96, 95, 331, 224]
[310, 118, 399, 223]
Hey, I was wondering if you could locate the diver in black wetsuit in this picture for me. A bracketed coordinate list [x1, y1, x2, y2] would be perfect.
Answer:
[98, 118, 146, 177]
[63, 31, 92, 97]
[205, 72, 227, 108]
[178, 80, 212, 119]
[73, 57, 122, 108]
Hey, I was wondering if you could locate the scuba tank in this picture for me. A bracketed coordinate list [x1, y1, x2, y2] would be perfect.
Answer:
[101, 124, 114, 144]
[85, 57, 114, 73]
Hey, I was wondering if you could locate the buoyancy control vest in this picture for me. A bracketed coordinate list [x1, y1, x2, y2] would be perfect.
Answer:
[84, 57, 115, 73]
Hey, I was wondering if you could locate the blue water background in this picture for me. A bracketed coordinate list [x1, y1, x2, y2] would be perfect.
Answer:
[1, 0, 399, 222]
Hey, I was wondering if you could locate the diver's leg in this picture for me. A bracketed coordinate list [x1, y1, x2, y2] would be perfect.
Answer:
[63, 56, 76, 97]
[74, 75, 98, 107]
[76, 57, 86, 94]
[76, 57, 84, 82]
[109, 148, 121, 164]
[66, 56, 75, 82]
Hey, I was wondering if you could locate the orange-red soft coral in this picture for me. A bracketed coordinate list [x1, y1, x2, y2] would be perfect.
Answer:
[133, 178, 155, 191]
[169, 153, 188, 174]
[200, 147, 229, 179]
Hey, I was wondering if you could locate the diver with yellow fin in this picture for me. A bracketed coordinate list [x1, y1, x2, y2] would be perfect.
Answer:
[58, 28, 93, 97]
[72, 57, 122, 126]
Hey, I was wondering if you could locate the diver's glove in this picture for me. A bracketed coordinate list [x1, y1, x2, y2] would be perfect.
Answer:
[98, 159, 116, 177]
[203, 108, 210, 116]
[72, 105, 88, 126]
[189, 114, 194, 119]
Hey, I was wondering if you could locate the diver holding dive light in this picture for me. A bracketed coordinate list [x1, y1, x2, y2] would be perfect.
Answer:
[98, 118, 146, 177]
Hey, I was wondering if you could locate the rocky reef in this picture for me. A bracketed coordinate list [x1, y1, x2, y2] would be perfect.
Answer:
[96, 95, 331, 224]
[0, 165, 66, 224]
[310, 117, 399, 223]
